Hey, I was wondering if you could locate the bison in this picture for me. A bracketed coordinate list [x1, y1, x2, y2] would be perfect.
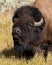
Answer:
[12, 6, 46, 59]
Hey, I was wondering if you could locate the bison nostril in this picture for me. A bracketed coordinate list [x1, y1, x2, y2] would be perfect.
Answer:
[12, 27, 21, 35]
[16, 28, 21, 34]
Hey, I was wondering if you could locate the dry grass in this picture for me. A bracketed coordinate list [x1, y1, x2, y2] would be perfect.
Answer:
[0, 52, 52, 65]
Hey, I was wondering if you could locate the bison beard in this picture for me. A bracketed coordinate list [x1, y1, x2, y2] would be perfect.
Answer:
[12, 6, 46, 59]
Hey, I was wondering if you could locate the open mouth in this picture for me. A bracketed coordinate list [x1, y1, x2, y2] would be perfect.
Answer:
[13, 34, 19, 40]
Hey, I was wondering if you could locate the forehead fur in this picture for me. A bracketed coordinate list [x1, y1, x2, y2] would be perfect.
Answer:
[12, 6, 43, 23]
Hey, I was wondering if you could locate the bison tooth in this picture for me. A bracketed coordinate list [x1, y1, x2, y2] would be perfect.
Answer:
[34, 18, 43, 26]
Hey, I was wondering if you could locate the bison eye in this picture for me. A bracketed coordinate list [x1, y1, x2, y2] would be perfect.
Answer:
[27, 22, 34, 31]
[29, 22, 34, 27]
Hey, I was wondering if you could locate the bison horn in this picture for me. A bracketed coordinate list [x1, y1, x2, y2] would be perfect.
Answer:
[34, 18, 43, 26]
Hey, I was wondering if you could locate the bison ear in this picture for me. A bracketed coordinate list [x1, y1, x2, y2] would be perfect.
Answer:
[12, 11, 19, 23]
[12, 18, 19, 24]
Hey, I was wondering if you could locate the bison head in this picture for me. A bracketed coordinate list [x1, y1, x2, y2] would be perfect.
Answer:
[12, 6, 45, 59]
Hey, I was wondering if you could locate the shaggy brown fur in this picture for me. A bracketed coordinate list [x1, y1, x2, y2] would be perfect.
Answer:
[34, 0, 52, 60]
[12, 6, 46, 59]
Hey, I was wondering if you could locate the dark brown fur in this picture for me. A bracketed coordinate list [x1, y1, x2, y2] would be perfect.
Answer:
[12, 6, 46, 59]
